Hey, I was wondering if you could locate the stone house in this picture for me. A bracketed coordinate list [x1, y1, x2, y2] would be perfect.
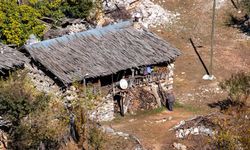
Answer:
[22, 21, 181, 121]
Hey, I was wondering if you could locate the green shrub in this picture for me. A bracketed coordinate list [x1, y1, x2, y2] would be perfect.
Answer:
[219, 72, 250, 104]
[212, 72, 250, 149]
[241, 0, 250, 15]
[0, 71, 68, 149]
[89, 123, 105, 150]
[0, 71, 49, 124]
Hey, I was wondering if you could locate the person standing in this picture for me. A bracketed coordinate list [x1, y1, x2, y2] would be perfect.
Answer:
[166, 90, 175, 111]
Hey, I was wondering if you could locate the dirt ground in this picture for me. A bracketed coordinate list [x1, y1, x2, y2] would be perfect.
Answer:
[108, 108, 197, 150]
[105, 0, 250, 149]
[153, 0, 250, 110]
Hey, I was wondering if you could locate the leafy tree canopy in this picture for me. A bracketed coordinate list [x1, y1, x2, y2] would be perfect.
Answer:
[26, 0, 95, 21]
[0, 0, 45, 46]
[0, 0, 96, 46]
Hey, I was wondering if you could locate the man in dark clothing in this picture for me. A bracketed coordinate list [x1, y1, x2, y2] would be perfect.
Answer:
[166, 90, 175, 111]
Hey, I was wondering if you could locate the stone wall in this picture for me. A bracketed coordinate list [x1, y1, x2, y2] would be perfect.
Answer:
[25, 62, 175, 122]
[89, 63, 176, 121]
[25, 63, 62, 95]
[89, 94, 114, 122]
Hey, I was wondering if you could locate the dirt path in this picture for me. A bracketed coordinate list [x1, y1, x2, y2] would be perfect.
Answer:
[108, 108, 195, 150]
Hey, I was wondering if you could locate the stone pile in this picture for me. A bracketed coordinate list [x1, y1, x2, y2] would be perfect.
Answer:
[135, 0, 180, 28]
[175, 125, 214, 139]
[172, 115, 216, 139]
[67, 24, 87, 34]
[103, 0, 180, 28]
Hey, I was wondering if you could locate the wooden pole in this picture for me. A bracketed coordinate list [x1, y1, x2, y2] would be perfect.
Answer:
[98, 79, 101, 95]
[210, 0, 216, 77]
[120, 93, 124, 116]
[84, 78, 86, 97]
[112, 74, 115, 95]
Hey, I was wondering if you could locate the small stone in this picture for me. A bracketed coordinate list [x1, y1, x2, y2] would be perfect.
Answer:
[176, 129, 185, 138]
[184, 129, 190, 136]
[192, 127, 199, 135]
[173, 142, 187, 150]
[105, 127, 115, 134]
[155, 118, 167, 123]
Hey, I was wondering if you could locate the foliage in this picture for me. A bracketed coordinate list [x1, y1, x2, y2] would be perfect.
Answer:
[0, 71, 49, 124]
[0, 0, 99, 46]
[241, 0, 250, 15]
[28, 0, 65, 22]
[61, 0, 94, 19]
[212, 109, 250, 150]
[67, 83, 105, 149]
[212, 72, 250, 150]
[0, 72, 106, 149]
[0, 0, 45, 46]
[28, 0, 96, 21]
[0, 71, 68, 149]
[88, 124, 106, 150]
[13, 99, 68, 149]
[220, 72, 250, 104]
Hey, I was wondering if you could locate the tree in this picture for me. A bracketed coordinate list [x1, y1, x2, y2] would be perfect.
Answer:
[0, 0, 45, 46]
[61, 0, 94, 19]
[0, 0, 98, 46]
[28, 0, 95, 21]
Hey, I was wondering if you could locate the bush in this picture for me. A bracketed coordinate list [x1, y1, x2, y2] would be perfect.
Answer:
[219, 72, 250, 105]
[65, 82, 105, 149]
[241, 0, 250, 15]
[13, 99, 68, 149]
[0, 71, 49, 125]
[0, 71, 68, 149]
[0, 71, 106, 149]
[212, 72, 250, 149]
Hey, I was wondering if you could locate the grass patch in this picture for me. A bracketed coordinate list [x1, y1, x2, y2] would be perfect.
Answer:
[138, 106, 166, 115]
[174, 101, 202, 113]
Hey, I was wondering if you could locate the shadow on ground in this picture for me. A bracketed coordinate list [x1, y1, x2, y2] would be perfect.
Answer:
[208, 98, 245, 110]
[227, 14, 250, 36]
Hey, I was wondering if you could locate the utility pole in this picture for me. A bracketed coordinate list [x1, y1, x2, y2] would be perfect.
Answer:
[209, 0, 216, 79]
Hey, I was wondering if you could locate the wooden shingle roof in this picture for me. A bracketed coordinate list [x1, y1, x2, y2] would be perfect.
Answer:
[24, 21, 181, 84]
[0, 43, 27, 74]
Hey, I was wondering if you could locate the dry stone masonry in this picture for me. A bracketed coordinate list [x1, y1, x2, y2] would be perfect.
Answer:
[89, 94, 115, 122]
